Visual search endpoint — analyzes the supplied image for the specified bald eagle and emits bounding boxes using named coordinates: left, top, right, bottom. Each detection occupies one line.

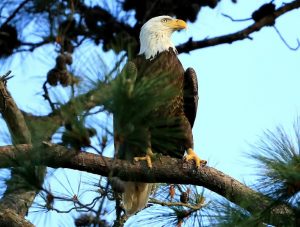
left=114, top=16, right=202, bottom=215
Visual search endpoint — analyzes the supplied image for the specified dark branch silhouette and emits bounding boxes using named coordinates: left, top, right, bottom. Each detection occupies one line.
left=273, top=25, right=300, bottom=51
left=176, top=1, right=300, bottom=53
left=1, top=0, right=30, bottom=27
left=221, top=13, right=251, bottom=22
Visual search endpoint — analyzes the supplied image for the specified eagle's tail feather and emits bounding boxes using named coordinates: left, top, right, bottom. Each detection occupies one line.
left=122, top=182, right=152, bottom=216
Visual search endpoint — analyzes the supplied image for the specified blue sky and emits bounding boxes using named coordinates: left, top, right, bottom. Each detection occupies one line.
left=1, top=0, right=300, bottom=226
left=175, top=0, right=300, bottom=184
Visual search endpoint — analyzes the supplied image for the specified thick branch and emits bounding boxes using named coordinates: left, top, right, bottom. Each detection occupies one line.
left=0, top=143, right=288, bottom=216
left=0, top=73, right=31, bottom=143
left=176, top=0, right=300, bottom=53
left=0, top=73, right=34, bottom=225
left=0, top=209, right=33, bottom=227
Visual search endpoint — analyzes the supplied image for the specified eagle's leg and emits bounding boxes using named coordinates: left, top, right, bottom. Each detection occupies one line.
left=133, top=132, right=153, bottom=168
left=184, top=148, right=203, bottom=168
left=134, top=147, right=154, bottom=168
left=181, top=117, right=206, bottom=168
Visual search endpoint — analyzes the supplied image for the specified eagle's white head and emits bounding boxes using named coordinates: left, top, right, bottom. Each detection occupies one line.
left=139, top=16, right=187, bottom=60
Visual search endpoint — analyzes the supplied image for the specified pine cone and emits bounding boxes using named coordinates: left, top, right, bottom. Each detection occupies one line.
left=47, top=68, right=60, bottom=86
left=180, top=192, right=189, bottom=203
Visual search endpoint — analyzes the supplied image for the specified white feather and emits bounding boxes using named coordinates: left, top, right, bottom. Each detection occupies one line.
left=122, top=182, right=153, bottom=216
left=139, top=16, right=177, bottom=60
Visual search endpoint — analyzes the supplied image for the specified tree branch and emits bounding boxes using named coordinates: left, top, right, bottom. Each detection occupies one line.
left=1, top=0, right=30, bottom=27
left=149, top=198, right=207, bottom=210
left=0, top=209, right=33, bottom=227
left=18, top=38, right=52, bottom=52
left=0, top=72, right=34, bottom=225
left=0, top=143, right=291, bottom=217
left=0, top=72, right=31, bottom=143
left=176, top=0, right=300, bottom=53
left=273, top=25, right=300, bottom=51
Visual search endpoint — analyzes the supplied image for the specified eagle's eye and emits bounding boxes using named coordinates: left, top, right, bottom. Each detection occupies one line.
left=161, top=18, right=171, bottom=23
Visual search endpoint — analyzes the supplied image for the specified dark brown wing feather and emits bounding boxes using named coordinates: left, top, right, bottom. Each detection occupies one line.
left=183, top=67, right=198, bottom=128
left=115, top=48, right=194, bottom=160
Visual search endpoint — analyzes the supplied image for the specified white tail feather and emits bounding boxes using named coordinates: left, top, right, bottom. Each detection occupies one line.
left=122, top=182, right=152, bottom=215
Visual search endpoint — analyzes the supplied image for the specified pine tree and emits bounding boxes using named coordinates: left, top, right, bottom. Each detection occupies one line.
left=0, top=1, right=300, bottom=226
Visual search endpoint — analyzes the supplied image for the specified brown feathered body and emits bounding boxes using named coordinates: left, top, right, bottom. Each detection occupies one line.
left=114, top=48, right=197, bottom=215
left=132, top=48, right=194, bottom=157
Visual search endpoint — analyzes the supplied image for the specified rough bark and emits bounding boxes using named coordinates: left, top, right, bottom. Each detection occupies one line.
left=0, top=143, right=290, bottom=216
left=0, top=76, right=34, bottom=224
left=0, top=209, right=34, bottom=227
left=0, top=75, right=31, bottom=143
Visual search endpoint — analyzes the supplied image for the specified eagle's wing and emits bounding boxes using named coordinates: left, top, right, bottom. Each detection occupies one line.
left=113, top=61, right=137, bottom=160
left=113, top=60, right=152, bottom=216
left=183, top=67, right=198, bottom=128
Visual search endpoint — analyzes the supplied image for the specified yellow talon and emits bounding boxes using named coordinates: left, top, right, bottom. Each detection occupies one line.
left=184, top=148, right=205, bottom=168
left=134, top=148, right=153, bottom=168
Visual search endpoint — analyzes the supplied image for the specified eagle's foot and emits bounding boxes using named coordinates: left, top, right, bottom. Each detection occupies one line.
left=134, top=148, right=153, bottom=168
left=184, top=148, right=206, bottom=168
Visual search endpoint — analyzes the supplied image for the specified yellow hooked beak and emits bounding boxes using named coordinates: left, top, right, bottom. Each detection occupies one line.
left=166, top=19, right=187, bottom=30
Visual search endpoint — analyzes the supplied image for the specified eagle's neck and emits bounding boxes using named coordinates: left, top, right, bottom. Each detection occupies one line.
left=139, top=30, right=176, bottom=60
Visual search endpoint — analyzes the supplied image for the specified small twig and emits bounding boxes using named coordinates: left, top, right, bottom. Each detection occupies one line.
left=273, top=25, right=300, bottom=51
left=41, top=188, right=100, bottom=213
left=2, top=0, right=30, bottom=27
left=105, top=52, right=127, bottom=81
left=0, top=70, right=14, bottom=83
left=149, top=198, right=207, bottom=210
left=222, top=13, right=251, bottom=22
left=74, top=36, right=88, bottom=48
left=84, top=107, right=105, bottom=117
left=113, top=193, right=127, bottom=227
left=93, top=182, right=109, bottom=227
left=0, top=70, right=13, bottom=112
left=19, top=39, right=52, bottom=52
left=89, top=145, right=103, bottom=155
left=42, top=81, right=56, bottom=111
left=176, top=184, right=184, bottom=194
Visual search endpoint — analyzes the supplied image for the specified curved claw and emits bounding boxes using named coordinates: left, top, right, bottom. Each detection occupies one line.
left=134, top=148, right=153, bottom=168
left=184, top=148, right=206, bottom=168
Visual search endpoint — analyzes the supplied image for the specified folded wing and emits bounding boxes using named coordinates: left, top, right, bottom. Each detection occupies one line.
left=183, top=67, right=198, bottom=128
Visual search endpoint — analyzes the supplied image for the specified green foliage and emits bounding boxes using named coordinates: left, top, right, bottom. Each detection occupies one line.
left=62, top=115, right=96, bottom=150
left=131, top=184, right=208, bottom=226
left=211, top=199, right=295, bottom=227
left=5, top=166, right=46, bottom=192
left=210, top=202, right=259, bottom=227
left=252, top=122, right=300, bottom=202
left=211, top=120, right=300, bottom=227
